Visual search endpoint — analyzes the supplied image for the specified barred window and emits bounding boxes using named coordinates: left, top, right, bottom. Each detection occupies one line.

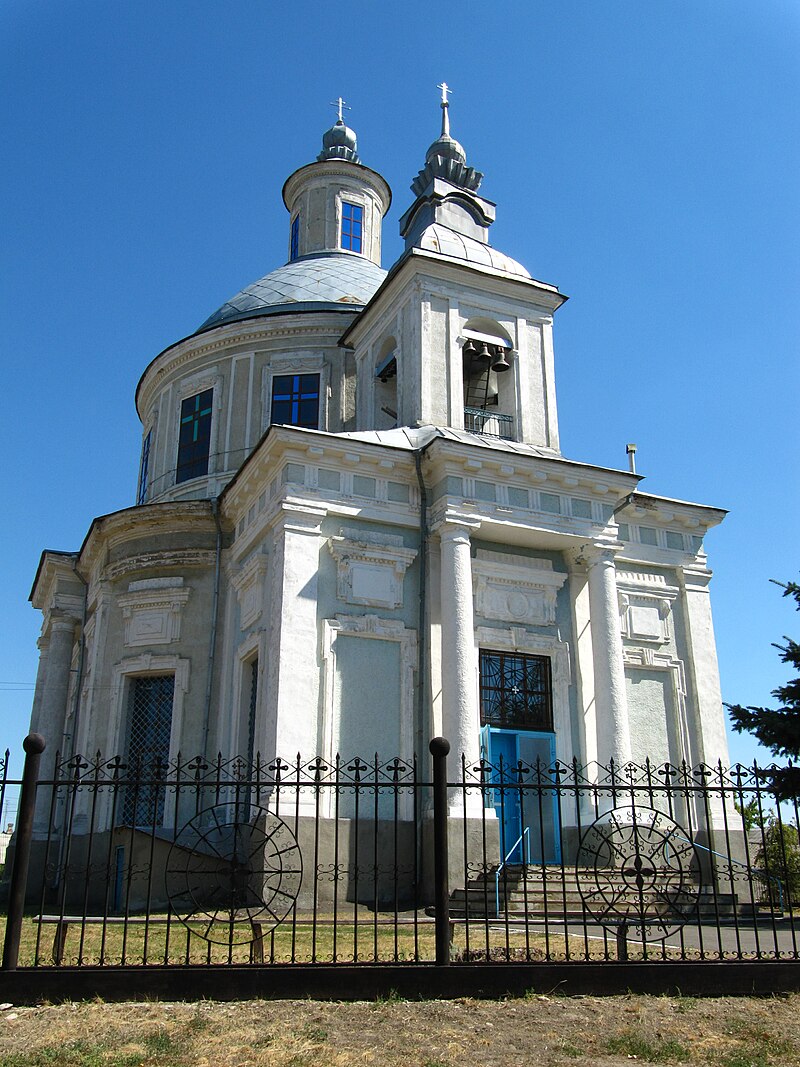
left=479, top=649, right=553, bottom=732
left=245, top=657, right=258, bottom=766
left=123, top=674, right=174, bottom=826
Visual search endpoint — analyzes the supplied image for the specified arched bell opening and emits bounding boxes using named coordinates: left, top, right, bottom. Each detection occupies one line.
left=374, top=339, right=398, bottom=430
left=461, top=322, right=514, bottom=440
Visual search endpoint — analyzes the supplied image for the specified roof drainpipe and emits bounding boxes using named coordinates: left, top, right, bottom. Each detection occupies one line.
left=413, top=447, right=430, bottom=889
left=413, top=450, right=429, bottom=761
left=202, top=497, right=223, bottom=760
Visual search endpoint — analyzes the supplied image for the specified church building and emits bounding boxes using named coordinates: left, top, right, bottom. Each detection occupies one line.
left=28, top=92, right=730, bottom=863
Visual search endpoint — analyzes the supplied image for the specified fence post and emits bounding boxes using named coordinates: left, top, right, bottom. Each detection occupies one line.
left=429, top=736, right=450, bottom=966
left=2, top=733, right=46, bottom=971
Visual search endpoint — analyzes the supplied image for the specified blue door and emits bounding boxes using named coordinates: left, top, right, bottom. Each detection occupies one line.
left=484, top=728, right=560, bottom=864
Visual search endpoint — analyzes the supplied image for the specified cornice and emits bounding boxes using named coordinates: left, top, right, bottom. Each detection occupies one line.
left=103, top=549, right=217, bottom=583
left=617, top=492, right=726, bottom=532
left=423, top=438, right=639, bottom=497
left=341, top=248, right=566, bottom=349
left=135, top=312, right=359, bottom=417
left=77, top=500, right=218, bottom=580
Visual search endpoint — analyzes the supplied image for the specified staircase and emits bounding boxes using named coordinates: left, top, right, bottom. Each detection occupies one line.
left=448, top=865, right=740, bottom=923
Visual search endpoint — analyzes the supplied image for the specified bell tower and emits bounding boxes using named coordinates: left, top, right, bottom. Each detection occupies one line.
left=343, top=86, right=566, bottom=450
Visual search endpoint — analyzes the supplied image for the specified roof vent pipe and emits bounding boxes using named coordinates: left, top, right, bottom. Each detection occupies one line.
left=626, top=443, right=637, bottom=474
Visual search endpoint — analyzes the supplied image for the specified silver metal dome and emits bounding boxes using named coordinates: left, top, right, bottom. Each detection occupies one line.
left=196, top=252, right=387, bottom=332
left=317, top=118, right=360, bottom=163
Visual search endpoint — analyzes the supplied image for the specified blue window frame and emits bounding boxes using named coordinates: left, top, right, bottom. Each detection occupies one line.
left=290, top=215, right=300, bottom=261
left=176, top=389, right=213, bottom=483
left=271, top=373, right=320, bottom=429
left=137, top=429, right=151, bottom=505
left=340, top=201, right=363, bottom=252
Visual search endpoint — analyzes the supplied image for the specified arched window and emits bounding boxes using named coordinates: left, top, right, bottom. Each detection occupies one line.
left=461, top=319, right=514, bottom=440
left=374, top=339, right=398, bottom=430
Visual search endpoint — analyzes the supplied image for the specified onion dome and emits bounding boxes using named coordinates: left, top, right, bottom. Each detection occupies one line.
left=412, top=84, right=482, bottom=195
left=317, top=118, right=360, bottom=163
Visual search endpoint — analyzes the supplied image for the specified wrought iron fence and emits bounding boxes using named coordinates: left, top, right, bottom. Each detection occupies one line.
left=1, top=736, right=798, bottom=970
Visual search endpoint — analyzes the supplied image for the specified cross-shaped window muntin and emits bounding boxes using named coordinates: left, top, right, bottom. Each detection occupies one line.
left=479, top=649, right=553, bottom=732
left=176, top=389, right=213, bottom=483
left=271, top=373, right=320, bottom=429
left=341, top=201, right=363, bottom=252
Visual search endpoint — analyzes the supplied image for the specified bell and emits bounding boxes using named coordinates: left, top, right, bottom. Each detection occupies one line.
left=462, top=339, right=477, bottom=357
left=491, top=348, right=511, bottom=372
left=477, top=342, right=492, bottom=363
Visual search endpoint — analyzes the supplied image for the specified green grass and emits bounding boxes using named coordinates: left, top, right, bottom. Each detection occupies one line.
left=605, top=1030, right=689, bottom=1063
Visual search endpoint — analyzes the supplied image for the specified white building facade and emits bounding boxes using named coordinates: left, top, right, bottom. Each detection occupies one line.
left=28, top=99, right=729, bottom=864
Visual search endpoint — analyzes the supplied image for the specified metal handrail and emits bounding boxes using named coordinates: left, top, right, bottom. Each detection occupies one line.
left=672, top=833, right=785, bottom=911
left=495, top=827, right=530, bottom=916
left=463, top=407, right=514, bottom=440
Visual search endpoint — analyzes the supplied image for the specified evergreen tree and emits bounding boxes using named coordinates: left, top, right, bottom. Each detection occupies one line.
left=726, top=580, right=800, bottom=800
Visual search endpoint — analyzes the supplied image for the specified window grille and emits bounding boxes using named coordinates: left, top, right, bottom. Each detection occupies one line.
left=176, top=389, right=213, bottom=484
left=341, top=202, right=363, bottom=252
left=479, top=650, right=553, bottom=731
left=122, top=674, right=174, bottom=826
left=271, top=373, right=320, bottom=429
left=246, top=657, right=258, bottom=766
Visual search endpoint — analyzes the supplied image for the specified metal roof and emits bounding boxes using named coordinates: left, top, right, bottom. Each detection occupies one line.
left=414, top=224, right=531, bottom=279
left=197, top=252, right=387, bottom=332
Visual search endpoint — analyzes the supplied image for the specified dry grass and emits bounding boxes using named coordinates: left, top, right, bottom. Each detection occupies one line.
left=0, top=993, right=798, bottom=1066
left=1, top=915, right=689, bottom=967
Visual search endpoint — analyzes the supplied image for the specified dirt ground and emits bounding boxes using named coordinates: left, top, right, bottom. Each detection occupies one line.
left=0, top=993, right=798, bottom=1067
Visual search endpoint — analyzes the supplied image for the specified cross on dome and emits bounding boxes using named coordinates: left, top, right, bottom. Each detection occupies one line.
left=330, top=96, right=350, bottom=123
left=436, top=81, right=453, bottom=137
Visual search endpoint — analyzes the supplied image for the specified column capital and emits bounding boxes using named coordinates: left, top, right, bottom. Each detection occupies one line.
left=46, top=611, right=80, bottom=638
left=275, top=501, right=326, bottom=536
left=577, top=541, right=623, bottom=568
left=677, top=565, right=713, bottom=593
left=431, top=510, right=481, bottom=544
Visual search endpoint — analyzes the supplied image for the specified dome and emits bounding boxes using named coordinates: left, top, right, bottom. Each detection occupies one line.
left=425, top=133, right=466, bottom=166
left=317, top=118, right=360, bottom=163
left=196, top=252, right=387, bottom=332
left=415, top=223, right=531, bottom=279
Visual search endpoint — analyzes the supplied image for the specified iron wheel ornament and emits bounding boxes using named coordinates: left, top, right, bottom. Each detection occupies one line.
left=165, top=803, right=302, bottom=944
left=576, top=805, right=699, bottom=941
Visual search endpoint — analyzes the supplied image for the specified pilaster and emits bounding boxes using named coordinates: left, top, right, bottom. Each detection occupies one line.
left=677, top=565, right=729, bottom=769
left=264, top=503, right=326, bottom=764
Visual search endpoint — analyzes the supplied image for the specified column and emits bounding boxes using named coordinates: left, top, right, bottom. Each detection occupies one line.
left=437, top=520, right=481, bottom=779
left=28, top=636, right=50, bottom=738
left=33, top=612, right=78, bottom=833
left=566, top=555, right=597, bottom=767
left=585, top=545, right=631, bottom=769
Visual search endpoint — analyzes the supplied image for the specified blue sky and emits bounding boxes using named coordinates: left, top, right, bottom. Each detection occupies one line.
left=2, top=0, right=798, bottom=776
